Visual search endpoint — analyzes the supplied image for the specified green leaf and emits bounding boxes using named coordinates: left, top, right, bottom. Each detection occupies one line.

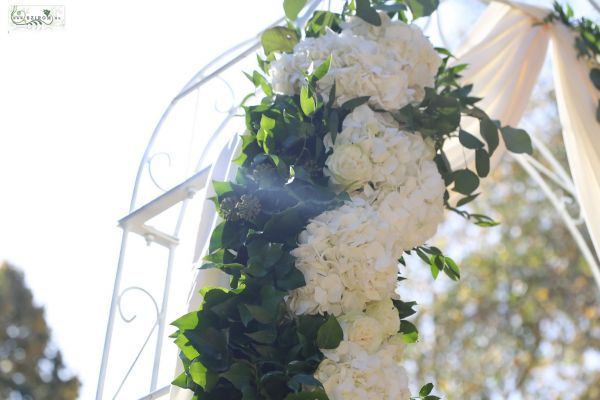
left=283, top=0, right=308, bottom=21
left=355, top=0, right=381, bottom=26
left=221, top=362, right=254, bottom=390
left=400, top=320, right=419, bottom=343
left=452, top=169, right=479, bottom=195
left=443, top=256, right=461, bottom=280
left=420, top=383, right=434, bottom=396
left=328, top=110, right=340, bottom=143
left=500, top=126, right=533, bottom=154
left=171, top=311, right=198, bottom=330
left=171, top=372, right=188, bottom=389
left=312, top=56, right=332, bottom=81
left=405, top=0, right=440, bottom=19
left=189, top=361, right=208, bottom=388
left=287, top=374, right=323, bottom=392
left=480, top=118, right=499, bottom=154
left=261, top=27, right=299, bottom=55
left=597, top=100, right=600, bottom=123
left=284, top=390, right=329, bottom=400
left=456, top=192, right=480, bottom=207
left=300, top=86, right=316, bottom=116
left=430, top=261, right=440, bottom=280
left=590, top=68, right=600, bottom=90
left=316, top=315, right=343, bottom=349
left=475, top=148, right=490, bottom=177
left=459, top=129, right=484, bottom=149
left=340, top=96, right=370, bottom=110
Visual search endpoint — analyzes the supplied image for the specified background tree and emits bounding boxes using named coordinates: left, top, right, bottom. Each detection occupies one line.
left=404, top=85, right=600, bottom=399
left=0, top=262, right=80, bottom=400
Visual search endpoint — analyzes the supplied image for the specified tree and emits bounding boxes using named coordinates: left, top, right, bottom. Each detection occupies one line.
left=0, top=262, right=80, bottom=400
left=405, top=89, right=600, bottom=399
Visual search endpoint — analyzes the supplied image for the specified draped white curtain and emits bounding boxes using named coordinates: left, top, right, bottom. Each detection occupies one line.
left=170, top=1, right=600, bottom=397
left=445, top=0, right=600, bottom=287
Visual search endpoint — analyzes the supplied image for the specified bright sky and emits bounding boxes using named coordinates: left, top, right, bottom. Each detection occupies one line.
left=1, top=0, right=598, bottom=399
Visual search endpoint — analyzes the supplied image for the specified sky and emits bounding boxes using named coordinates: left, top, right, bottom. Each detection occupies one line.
left=1, top=0, right=598, bottom=399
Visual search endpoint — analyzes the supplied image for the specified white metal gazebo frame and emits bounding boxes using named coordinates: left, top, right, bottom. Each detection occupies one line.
left=94, top=1, right=600, bottom=399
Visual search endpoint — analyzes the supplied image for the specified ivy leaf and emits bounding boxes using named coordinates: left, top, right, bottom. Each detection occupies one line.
left=171, top=372, right=188, bottom=389
left=405, top=0, right=440, bottom=19
left=300, top=86, right=316, bottom=116
left=480, top=117, right=499, bottom=154
left=189, top=361, right=208, bottom=388
left=590, top=68, right=600, bottom=90
left=287, top=374, right=323, bottom=392
left=459, top=129, right=484, bottom=149
left=171, top=311, right=199, bottom=330
left=261, top=27, right=299, bottom=55
left=400, top=320, right=419, bottom=343
left=452, top=169, right=479, bottom=195
left=501, top=126, right=533, bottom=154
left=221, top=362, right=254, bottom=391
left=283, top=0, right=308, bottom=21
left=355, top=0, right=381, bottom=26
left=316, top=315, right=343, bottom=349
left=475, top=148, right=490, bottom=177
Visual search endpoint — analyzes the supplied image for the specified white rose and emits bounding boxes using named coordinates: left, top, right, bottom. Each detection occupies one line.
left=325, top=143, right=373, bottom=191
left=365, top=299, right=400, bottom=337
left=340, top=314, right=384, bottom=354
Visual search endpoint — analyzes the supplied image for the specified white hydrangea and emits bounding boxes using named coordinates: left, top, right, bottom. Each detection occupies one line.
left=269, top=12, right=441, bottom=111
left=287, top=199, right=400, bottom=316
left=316, top=338, right=411, bottom=400
left=324, top=104, right=437, bottom=194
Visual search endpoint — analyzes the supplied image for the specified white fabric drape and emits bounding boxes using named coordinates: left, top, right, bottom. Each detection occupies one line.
left=447, top=1, right=600, bottom=287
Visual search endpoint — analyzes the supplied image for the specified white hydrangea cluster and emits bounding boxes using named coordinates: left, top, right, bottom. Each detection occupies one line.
left=277, top=11, right=446, bottom=400
left=288, top=106, right=445, bottom=316
left=315, top=300, right=411, bottom=400
left=269, top=12, right=441, bottom=110
left=324, top=104, right=438, bottom=194
left=288, top=199, right=399, bottom=316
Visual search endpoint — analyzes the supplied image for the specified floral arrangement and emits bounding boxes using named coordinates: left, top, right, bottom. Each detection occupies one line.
left=171, top=1, right=533, bottom=399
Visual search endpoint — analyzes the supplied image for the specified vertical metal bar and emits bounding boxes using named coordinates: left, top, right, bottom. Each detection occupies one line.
left=96, top=228, right=130, bottom=400
left=150, top=244, right=177, bottom=391
left=513, top=155, right=600, bottom=292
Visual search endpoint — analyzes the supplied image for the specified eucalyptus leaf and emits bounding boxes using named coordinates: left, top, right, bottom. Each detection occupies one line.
left=452, top=169, right=479, bottom=195
left=500, top=126, right=533, bottom=154
left=475, top=148, right=490, bottom=177
left=459, top=129, right=484, bottom=149
left=480, top=118, right=499, bottom=154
